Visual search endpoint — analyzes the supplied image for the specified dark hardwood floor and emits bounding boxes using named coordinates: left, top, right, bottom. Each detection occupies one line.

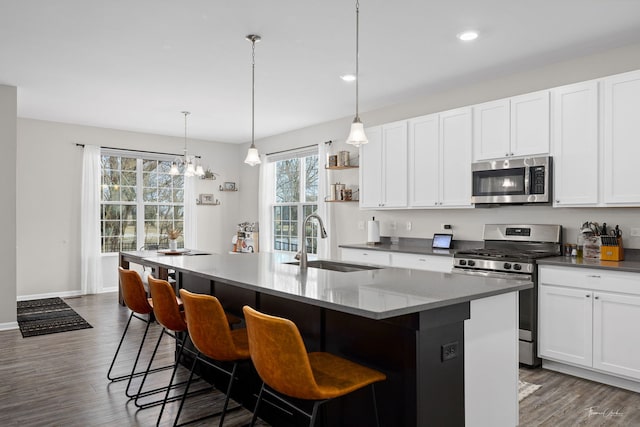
left=1, top=292, right=639, bottom=426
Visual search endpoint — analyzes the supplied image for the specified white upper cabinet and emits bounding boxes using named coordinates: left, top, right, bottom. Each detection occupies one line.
left=440, top=108, right=473, bottom=207
left=408, top=114, right=439, bottom=207
left=359, top=121, right=408, bottom=208
left=473, top=91, right=550, bottom=161
left=473, top=99, right=510, bottom=161
left=603, top=69, right=640, bottom=205
left=552, top=80, right=600, bottom=207
left=510, top=90, right=551, bottom=157
left=408, top=108, right=473, bottom=208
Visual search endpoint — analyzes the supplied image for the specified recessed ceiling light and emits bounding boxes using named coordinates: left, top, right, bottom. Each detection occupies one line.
left=457, top=31, right=479, bottom=41
left=341, top=74, right=356, bottom=82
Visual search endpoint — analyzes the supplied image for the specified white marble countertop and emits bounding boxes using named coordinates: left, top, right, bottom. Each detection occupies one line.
left=126, top=251, right=532, bottom=320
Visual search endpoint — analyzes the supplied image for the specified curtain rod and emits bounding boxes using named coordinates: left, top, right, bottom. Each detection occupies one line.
left=75, top=143, right=200, bottom=159
left=266, top=140, right=332, bottom=157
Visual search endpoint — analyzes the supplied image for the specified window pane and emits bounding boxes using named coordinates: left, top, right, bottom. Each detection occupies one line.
left=100, top=153, right=185, bottom=253
left=305, top=155, right=318, bottom=202
left=121, top=157, right=137, bottom=171
left=275, top=158, right=300, bottom=202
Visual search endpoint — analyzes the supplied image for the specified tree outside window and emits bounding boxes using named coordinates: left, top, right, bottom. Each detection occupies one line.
left=273, top=154, right=319, bottom=253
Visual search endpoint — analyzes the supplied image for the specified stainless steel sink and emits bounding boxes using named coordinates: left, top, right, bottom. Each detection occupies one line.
left=284, top=260, right=381, bottom=272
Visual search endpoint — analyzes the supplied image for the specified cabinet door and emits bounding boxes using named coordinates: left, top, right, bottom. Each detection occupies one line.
left=341, top=248, right=391, bottom=266
left=552, top=81, right=600, bottom=206
left=593, top=292, right=640, bottom=379
left=510, top=90, right=550, bottom=157
left=538, top=284, right=593, bottom=367
left=440, top=107, right=473, bottom=207
left=408, top=114, right=439, bottom=207
left=359, top=126, right=383, bottom=208
left=382, top=121, right=408, bottom=208
left=391, top=253, right=452, bottom=273
left=603, top=70, right=640, bottom=205
left=472, top=99, right=510, bottom=161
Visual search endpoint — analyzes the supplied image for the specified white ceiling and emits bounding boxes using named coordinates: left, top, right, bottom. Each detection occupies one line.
left=2, top=0, right=640, bottom=143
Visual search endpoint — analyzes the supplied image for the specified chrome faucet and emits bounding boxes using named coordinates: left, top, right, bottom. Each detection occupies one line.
left=295, top=213, right=328, bottom=269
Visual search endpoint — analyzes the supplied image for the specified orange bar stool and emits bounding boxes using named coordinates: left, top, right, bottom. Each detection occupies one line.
left=172, top=289, right=250, bottom=426
left=108, top=268, right=173, bottom=398
left=134, top=275, right=202, bottom=412
left=242, top=305, right=387, bottom=427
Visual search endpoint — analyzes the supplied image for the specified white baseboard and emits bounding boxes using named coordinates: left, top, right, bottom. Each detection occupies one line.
left=0, top=321, right=19, bottom=331
left=542, top=359, right=640, bottom=393
left=17, top=290, right=83, bottom=301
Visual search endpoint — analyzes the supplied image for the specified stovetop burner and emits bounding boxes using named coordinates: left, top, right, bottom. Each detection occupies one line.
left=454, top=248, right=557, bottom=261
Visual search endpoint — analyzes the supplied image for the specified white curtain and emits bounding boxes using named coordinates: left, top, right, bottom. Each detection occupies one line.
left=80, top=145, right=102, bottom=294
left=184, top=175, right=197, bottom=249
left=317, top=142, right=332, bottom=259
left=258, top=154, right=274, bottom=252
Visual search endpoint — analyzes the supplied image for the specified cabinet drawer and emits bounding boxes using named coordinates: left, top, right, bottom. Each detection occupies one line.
left=391, top=253, right=452, bottom=273
left=539, top=265, right=640, bottom=296
left=341, top=248, right=391, bottom=266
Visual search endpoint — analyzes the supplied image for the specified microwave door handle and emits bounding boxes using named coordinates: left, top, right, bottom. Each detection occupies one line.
left=524, top=167, right=530, bottom=195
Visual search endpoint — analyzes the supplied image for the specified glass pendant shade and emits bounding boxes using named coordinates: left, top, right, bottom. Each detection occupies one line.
left=195, top=164, right=205, bottom=177
left=346, top=120, right=368, bottom=147
left=185, top=161, right=196, bottom=177
left=244, top=145, right=261, bottom=166
left=170, top=162, right=180, bottom=175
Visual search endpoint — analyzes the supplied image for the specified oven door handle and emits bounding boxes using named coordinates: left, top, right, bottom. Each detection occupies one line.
left=452, top=268, right=533, bottom=281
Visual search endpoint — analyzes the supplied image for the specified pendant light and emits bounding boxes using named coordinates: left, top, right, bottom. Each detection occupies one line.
left=170, top=111, right=205, bottom=177
left=244, top=34, right=262, bottom=166
left=346, top=0, right=368, bottom=147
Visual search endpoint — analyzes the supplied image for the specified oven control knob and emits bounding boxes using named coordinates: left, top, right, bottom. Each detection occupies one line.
left=503, top=263, right=512, bottom=269
left=467, top=260, right=475, bottom=267
left=513, top=264, right=522, bottom=271
left=459, top=260, right=467, bottom=266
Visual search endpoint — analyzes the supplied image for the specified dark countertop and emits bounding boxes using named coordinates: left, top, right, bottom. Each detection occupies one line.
left=340, top=237, right=482, bottom=257
left=121, top=251, right=531, bottom=320
left=538, top=251, right=640, bottom=273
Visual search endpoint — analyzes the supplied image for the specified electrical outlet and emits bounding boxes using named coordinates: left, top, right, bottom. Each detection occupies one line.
left=441, top=341, right=459, bottom=361
left=358, top=221, right=365, bottom=230
left=442, top=224, right=452, bottom=231
left=631, top=228, right=640, bottom=237
left=406, top=221, right=412, bottom=231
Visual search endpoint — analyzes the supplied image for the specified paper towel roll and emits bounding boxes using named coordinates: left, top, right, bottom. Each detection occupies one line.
left=367, top=220, right=380, bottom=244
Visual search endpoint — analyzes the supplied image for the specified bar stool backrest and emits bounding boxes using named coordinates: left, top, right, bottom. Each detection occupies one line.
left=178, top=289, right=244, bottom=361
left=148, top=276, right=186, bottom=332
left=118, top=267, right=153, bottom=315
left=242, top=305, right=320, bottom=400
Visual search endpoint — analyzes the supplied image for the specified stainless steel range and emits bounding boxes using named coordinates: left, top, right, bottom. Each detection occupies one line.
left=452, top=224, right=562, bottom=367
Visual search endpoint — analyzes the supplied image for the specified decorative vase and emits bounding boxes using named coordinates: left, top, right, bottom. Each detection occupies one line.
left=169, top=239, right=178, bottom=251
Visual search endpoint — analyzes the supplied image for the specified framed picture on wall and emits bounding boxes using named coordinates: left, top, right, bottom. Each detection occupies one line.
left=199, top=193, right=215, bottom=205
left=223, top=182, right=236, bottom=191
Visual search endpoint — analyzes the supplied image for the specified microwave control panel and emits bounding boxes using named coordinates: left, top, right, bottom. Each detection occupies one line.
left=530, top=166, right=546, bottom=194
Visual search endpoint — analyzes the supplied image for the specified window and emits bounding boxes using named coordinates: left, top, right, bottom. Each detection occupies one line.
left=100, top=152, right=184, bottom=253
left=272, top=152, right=319, bottom=254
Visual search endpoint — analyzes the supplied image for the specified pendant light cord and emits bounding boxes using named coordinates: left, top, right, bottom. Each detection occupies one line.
left=355, top=0, right=360, bottom=121
left=251, top=38, right=256, bottom=148
left=182, top=111, right=190, bottom=158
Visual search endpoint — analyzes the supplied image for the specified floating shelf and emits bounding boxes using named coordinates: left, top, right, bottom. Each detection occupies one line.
left=326, top=199, right=359, bottom=203
left=196, top=199, right=221, bottom=206
left=219, top=185, right=239, bottom=192
left=325, top=165, right=359, bottom=170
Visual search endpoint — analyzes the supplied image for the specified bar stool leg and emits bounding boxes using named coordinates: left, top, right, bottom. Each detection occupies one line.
left=107, top=312, right=135, bottom=381
left=172, top=350, right=200, bottom=426
left=249, top=382, right=266, bottom=427
left=124, top=318, right=152, bottom=398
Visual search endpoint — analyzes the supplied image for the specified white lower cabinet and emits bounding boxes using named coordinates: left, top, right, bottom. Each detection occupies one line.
left=539, top=265, right=640, bottom=381
left=340, top=248, right=392, bottom=266
left=390, top=252, right=452, bottom=273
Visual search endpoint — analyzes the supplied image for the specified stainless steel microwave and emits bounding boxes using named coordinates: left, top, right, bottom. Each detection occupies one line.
left=471, top=156, right=551, bottom=204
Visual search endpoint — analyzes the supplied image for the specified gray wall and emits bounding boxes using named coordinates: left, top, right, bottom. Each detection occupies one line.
left=0, top=85, right=17, bottom=328
left=240, top=42, right=640, bottom=257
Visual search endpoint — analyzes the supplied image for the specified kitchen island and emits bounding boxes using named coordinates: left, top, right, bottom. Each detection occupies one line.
left=120, top=251, right=530, bottom=426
